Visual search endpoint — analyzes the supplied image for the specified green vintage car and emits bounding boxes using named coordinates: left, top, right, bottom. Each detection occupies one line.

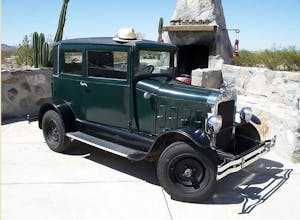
left=39, top=37, right=275, bottom=202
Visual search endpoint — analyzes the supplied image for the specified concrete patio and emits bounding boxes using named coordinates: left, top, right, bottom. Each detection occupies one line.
left=1, top=121, right=300, bottom=220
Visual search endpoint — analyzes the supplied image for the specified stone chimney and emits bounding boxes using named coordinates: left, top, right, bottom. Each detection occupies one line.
left=164, top=0, right=233, bottom=74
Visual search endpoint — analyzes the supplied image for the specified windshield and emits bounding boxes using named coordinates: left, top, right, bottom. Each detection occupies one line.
left=136, top=50, right=175, bottom=77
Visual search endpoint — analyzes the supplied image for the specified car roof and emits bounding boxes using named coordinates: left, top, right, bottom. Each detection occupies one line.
left=55, top=37, right=176, bottom=50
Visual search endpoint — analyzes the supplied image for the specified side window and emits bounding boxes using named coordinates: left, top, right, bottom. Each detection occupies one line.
left=62, top=51, right=82, bottom=75
left=87, top=51, right=128, bottom=79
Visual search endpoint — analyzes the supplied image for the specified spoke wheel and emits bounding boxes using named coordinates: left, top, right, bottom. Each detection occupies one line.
left=157, top=142, right=217, bottom=202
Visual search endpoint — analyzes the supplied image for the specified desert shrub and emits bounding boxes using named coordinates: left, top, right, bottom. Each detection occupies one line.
left=1, top=50, right=15, bottom=63
left=278, top=47, right=300, bottom=71
left=259, top=49, right=281, bottom=70
left=235, top=47, right=300, bottom=71
left=15, top=35, right=34, bottom=66
left=234, top=50, right=260, bottom=67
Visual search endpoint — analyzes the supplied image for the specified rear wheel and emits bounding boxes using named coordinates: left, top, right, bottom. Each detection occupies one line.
left=42, top=110, right=70, bottom=152
left=157, top=142, right=216, bottom=202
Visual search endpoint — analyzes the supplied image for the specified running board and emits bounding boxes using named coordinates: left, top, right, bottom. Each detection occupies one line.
left=66, top=132, right=147, bottom=161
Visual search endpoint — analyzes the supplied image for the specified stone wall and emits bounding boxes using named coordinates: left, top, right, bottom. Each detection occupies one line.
left=1, top=68, right=52, bottom=121
left=192, top=65, right=300, bottom=162
left=222, top=65, right=300, bottom=162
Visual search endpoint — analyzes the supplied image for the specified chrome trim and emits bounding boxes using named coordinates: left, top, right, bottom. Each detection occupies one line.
left=207, top=89, right=237, bottom=116
left=216, top=136, right=276, bottom=180
left=207, top=93, right=219, bottom=105
left=206, top=89, right=237, bottom=142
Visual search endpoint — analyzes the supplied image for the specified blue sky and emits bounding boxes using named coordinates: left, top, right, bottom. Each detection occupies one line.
left=2, top=0, right=300, bottom=50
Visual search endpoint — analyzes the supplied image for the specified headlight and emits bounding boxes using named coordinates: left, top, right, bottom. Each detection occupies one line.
left=207, top=115, right=222, bottom=134
left=240, top=107, right=253, bottom=123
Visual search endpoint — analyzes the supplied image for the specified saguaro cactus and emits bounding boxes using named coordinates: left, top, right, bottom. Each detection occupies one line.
left=32, top=32, right=39, bottom=68
left=54, top=0, right=70, bottom=42
left=38, top=33, right=45, bottom=66
left=157, top=17, right=164, bottom=42
left=42, top=42, right=49, bottom=67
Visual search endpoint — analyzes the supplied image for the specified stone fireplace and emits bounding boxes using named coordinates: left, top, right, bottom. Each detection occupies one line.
left=164, top=0, right=233, bottom=74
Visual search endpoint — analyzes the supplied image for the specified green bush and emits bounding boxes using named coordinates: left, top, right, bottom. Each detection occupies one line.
left=234, top=50, right=260, bottom=67
left=235, top=47, right=300, bottom=71
left=15, top=35, right=34, bottom=66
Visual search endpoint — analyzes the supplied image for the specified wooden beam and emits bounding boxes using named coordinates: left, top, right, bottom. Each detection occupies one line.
left=163, top=25, right=217, bottom=32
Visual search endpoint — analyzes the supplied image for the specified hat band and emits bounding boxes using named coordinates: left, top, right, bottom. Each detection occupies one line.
left=119, top=36, right=137, bottom=40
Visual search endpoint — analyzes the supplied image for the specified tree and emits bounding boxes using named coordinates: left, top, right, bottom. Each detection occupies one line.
left=15, top=35, right=33, bottom=66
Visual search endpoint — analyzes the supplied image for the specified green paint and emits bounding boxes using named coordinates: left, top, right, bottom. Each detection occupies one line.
left=52, top=38, right=220, bottom=135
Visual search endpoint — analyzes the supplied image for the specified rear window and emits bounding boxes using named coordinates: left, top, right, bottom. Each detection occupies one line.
left=62, top=51, right=82, bottom=75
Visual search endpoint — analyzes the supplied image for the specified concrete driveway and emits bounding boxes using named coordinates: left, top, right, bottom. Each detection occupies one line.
left=1, top=121, right=300, bottom=220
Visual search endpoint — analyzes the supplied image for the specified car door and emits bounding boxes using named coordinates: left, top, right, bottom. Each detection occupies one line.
left=82, top=47, right=131, bottom=128
left=52, top=46, right=85, bottom=119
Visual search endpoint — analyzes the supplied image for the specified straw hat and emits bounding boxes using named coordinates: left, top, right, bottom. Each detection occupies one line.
left=113, top=27, right=139, bottom=43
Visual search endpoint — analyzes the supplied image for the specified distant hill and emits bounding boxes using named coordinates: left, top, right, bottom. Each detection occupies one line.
left=1, top=44, right=17, bottom=51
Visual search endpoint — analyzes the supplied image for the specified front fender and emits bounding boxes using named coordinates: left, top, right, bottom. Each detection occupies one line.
left=146, top=127, right=217, bottom=161
left=38, top=99, right=76, bottom=132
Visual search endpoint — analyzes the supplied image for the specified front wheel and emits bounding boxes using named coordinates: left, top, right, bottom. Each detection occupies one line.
left=157, top=142, right=217, bottom=203
left=42, top=110, right=71, bottom=153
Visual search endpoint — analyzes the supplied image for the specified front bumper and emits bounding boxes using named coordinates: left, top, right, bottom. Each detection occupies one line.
left=216, top=136, right=276, bottom=180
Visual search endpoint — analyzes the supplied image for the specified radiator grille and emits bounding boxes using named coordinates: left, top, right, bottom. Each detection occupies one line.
left=216, top=100, right=235, bottom=149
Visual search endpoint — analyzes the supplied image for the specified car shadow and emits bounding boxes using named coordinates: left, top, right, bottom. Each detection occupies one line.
left=65, top=141, right=292, bottom=213
left=65, top=141, right=159, bottom=185
left=204, top=159, right=292, bottom=214
left=1, top=116, right=27, bottom=125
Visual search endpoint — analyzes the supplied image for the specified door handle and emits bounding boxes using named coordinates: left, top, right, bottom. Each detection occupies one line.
left=144, top=92, right=152, bottom=99
left=80, top=81, right=88, bottom=87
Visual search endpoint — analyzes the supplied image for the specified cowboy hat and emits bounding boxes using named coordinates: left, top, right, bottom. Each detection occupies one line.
left=113, top=27, right=140, bottom=43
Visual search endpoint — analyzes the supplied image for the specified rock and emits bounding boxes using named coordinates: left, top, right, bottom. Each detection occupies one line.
left=1, top=68, right=52, bottom=120
left=222, top=64, right=300, bottom=163
left=7, top=88, right=18, bottom=101
left=237, top=95, right=300, bottom=163
left=222, top=65, right=300, bottom=110
left=192, top=68, right=223, bottom=88
left=172, top=0, right=216, bottom=23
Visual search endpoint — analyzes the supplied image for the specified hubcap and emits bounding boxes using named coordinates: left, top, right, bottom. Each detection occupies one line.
left=171, top=158, right=205, bottom=189
left=183, top=168, right=193, bottom=178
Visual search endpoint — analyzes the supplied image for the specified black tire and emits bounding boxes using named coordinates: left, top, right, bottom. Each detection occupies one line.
left=42, top=110, right=70, bottom=153
left=157, top=141, right=217, bottom=203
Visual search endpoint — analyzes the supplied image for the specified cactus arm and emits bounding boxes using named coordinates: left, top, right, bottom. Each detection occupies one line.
left=158, top=17, right=164, bottom=42
left=32, top=32, right=39, bottom=68
left=38, top=33, right=45, bottom=66
left=42, top=42, right=49, bottom=67
left=54, top=0, right=70, bottom=42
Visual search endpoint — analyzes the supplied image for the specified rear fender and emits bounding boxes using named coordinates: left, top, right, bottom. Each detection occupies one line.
left=38, top=100, right=76, bottom=132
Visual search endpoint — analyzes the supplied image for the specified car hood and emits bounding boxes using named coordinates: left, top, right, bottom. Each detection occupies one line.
left=136, top=79, right=235, bottom=105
